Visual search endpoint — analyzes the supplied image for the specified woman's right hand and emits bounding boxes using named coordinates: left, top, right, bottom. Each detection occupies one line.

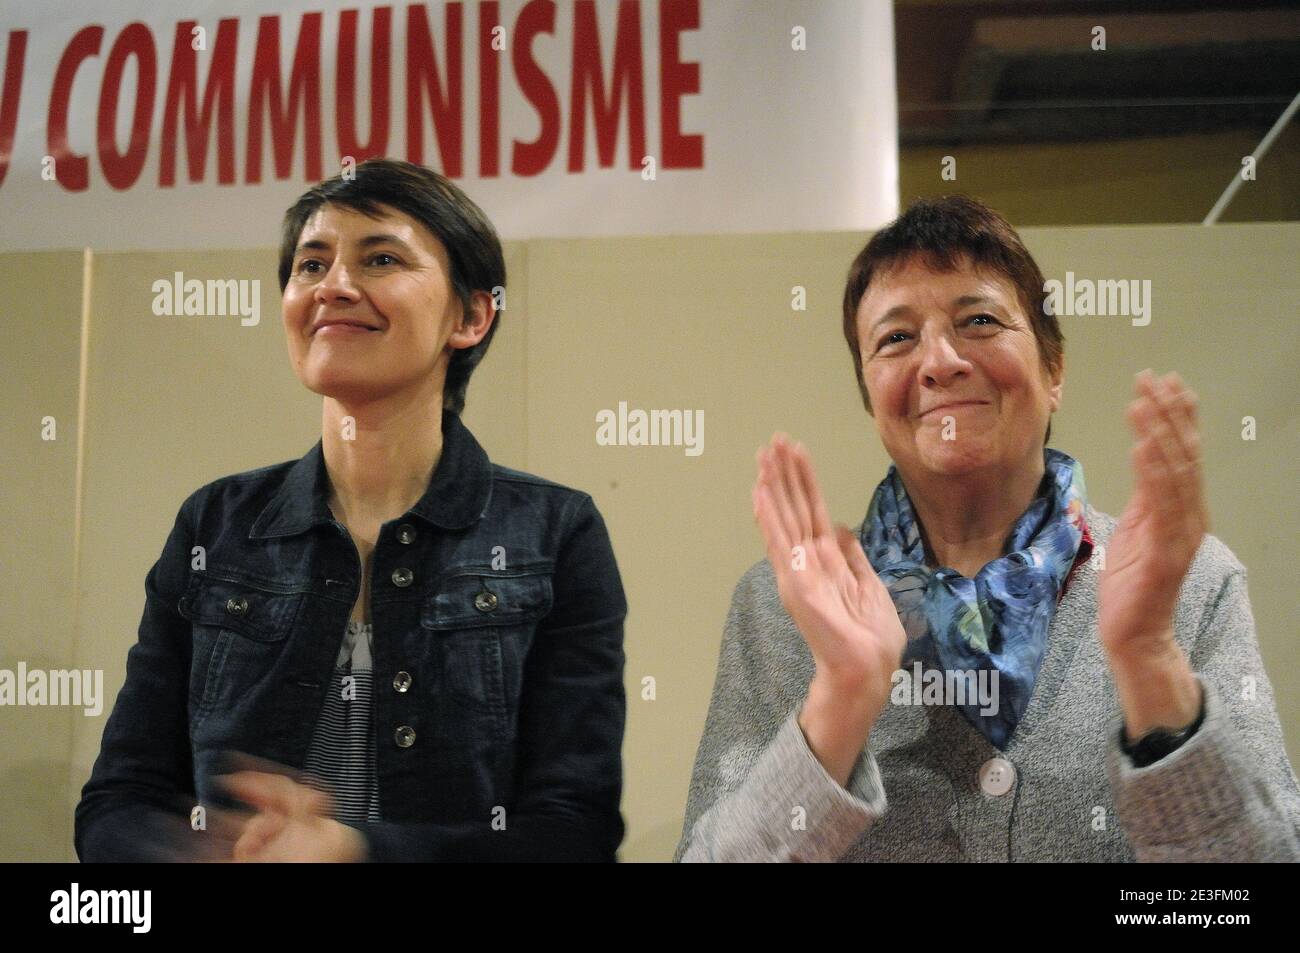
left=753, top=434, right=905, bottom=781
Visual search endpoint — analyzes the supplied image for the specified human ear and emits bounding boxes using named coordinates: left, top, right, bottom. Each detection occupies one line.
left=1046, top=355, right=1064, bottom=412
left=445, top=289, right=496, bottom=351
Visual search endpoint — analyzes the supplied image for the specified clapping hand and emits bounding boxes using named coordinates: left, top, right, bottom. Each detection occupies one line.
left=753, top=433, right=905, bottom=719
left=1099, top=371, right=1209, bottom=662
left=1099, top=370, right=1206, bottom=738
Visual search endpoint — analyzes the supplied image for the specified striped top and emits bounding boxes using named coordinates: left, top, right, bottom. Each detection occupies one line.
left=301, top=619, right=383, bottom=823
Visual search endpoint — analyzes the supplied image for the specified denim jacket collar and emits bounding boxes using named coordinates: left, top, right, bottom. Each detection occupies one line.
left=249, top=409, right=493, bottom=540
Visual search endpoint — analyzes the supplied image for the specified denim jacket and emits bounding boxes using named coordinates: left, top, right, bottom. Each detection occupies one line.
left=75, top=410, right=628, bottom=862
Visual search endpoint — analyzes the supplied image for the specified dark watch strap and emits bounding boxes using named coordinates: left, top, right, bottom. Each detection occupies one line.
left=1120, top=684, right=1207, bottom=769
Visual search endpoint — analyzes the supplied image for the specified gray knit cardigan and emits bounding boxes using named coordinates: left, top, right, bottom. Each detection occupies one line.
left=674, top=506, right=1300, bottom=862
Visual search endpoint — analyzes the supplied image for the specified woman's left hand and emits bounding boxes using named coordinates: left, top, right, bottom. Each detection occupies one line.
left=1098, top=370, right=1209, bottom=660
left=1098, top=370, right=1208, bottom=737
left=218, top=770, right=369, bottom=862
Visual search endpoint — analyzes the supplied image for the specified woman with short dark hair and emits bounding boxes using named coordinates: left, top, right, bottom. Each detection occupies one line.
left=675, top=196, right=1300, bottom=862
left=77, top=159, right=628, bottom=862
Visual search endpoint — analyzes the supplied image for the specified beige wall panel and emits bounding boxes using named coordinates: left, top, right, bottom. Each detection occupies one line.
left=0, top=252, right=86, bottom=861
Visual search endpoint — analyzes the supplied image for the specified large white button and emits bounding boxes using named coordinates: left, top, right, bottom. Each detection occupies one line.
left=979, top=757, right=1015, bottom=796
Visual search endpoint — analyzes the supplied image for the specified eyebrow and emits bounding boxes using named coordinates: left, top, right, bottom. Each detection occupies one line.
left=868, top=295, right=1004, bottom=334
left=294, top=233, right=414, bottom=256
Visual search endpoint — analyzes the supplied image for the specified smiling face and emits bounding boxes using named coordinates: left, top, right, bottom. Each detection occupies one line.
left=856, top=253, right=1063, bottom=481
left=281, top=202, right=491, bottom=407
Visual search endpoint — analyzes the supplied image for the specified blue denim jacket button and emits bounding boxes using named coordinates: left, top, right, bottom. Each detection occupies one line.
left=396, top=523, right=417, bottom=544
left=392, top=671, right=412, bottom=693
left=391, top=567, right=414, bottom=587
left=474, top=590, right=498, bottom=612
left=394, top=725, right=416, bottom=748
left=225, top=597, right=249, bottom=616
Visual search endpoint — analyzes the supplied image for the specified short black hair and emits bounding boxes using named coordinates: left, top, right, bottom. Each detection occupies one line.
left=279, top=158, right=506, bottom=416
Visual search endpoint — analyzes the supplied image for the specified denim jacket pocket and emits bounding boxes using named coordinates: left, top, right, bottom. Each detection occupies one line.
left=178, top=572, right=305, bottom=730
left=420, top=569, right=553, bottom=716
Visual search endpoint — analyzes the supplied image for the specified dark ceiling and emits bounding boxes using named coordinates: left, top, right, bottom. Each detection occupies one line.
left=894, top=0, right=1300, bottom=146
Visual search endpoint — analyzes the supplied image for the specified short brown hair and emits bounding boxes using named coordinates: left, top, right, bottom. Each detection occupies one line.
left=279, top=159, right=505, bottom=416
left=841, top=195, right=1063, bottom=441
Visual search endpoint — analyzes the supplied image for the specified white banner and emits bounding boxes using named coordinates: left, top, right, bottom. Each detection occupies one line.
left=0, top=0, right=898, bottom=249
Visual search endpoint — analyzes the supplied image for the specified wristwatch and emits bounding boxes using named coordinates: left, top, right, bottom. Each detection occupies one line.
left=1120, top=684, right=1207, bottom=768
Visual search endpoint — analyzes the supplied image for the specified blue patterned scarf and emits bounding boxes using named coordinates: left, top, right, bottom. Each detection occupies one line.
left=859, top=448, right=1089, bottom=749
